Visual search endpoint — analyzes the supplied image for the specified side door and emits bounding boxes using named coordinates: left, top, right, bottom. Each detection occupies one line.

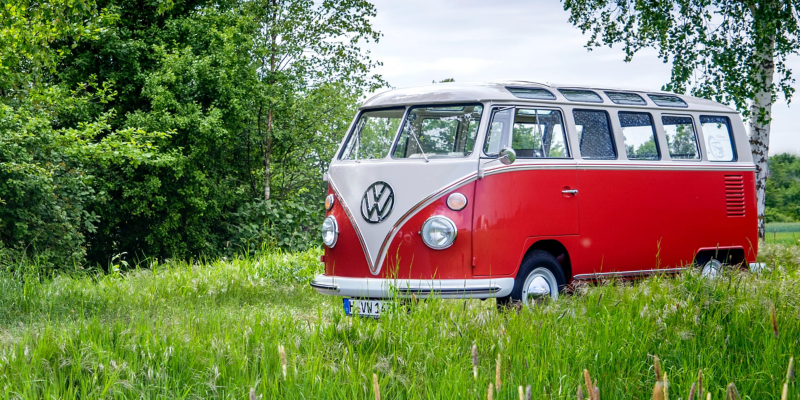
left=472, top=106, right=580, bottom=277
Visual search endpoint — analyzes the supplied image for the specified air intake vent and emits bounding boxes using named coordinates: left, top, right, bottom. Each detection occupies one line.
left=724, top=175, right=745, bottom=217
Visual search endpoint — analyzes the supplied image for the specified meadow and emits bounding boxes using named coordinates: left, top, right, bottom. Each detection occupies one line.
left=0, top=244, right=798, bottom=399
left=765, top=223, right=800, bottom=247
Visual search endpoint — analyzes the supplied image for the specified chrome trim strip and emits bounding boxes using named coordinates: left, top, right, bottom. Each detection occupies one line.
left=573, top=267, right=687, bottom=280
left=397, top=286, right=501, bottom=295
left=309, top=274, right=514, bottom=299
left=483, top=162, right=756, bottom=176
left=309, top=281, right=340, bottom=293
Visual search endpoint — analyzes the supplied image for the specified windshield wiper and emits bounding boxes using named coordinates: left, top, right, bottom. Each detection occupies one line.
left=408, top=128, right=429, bottom=162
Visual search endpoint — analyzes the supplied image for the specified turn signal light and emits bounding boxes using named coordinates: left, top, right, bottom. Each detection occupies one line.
left=446, top=192, right=467, bottom=211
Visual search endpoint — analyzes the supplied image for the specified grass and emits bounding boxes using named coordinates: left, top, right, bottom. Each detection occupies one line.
left=765, top=223, right=800, bottom=246
left=0, top=244, right=798, bottom=399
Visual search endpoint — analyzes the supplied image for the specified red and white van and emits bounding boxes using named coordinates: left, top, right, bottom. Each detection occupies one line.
left=311, top=81, right=758, bottom=312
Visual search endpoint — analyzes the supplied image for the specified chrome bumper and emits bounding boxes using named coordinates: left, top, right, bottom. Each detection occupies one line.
left=309, top=274, right=514, bottom=299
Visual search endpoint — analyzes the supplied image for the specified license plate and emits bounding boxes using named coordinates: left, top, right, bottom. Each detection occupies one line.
left=343, top=298, right=392, bottom=318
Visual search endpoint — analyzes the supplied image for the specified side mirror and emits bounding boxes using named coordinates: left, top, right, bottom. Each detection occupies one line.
left=498, top=147, right=516, bottom=165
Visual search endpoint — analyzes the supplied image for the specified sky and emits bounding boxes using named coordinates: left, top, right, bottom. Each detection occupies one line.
left=363, top=0, right=800, bottom=155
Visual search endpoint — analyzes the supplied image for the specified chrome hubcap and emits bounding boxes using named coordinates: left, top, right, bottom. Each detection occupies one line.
left=701, top=259, right=723, bottom=279
left=521, top=267, right=558, bottom=304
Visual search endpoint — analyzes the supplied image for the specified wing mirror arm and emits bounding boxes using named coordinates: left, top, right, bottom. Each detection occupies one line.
left=478, top=147, right=516, bottom=179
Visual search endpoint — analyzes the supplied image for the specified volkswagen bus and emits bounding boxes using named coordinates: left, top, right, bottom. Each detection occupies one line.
left=310, top=81, right=759, bottom=316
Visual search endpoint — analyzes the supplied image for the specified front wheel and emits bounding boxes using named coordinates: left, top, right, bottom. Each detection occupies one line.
left=497, top=250, right=566, bottom=308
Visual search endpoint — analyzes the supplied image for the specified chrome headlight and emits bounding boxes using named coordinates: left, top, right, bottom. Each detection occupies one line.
left=420, top=216, right=457, bottom=250
left=321, top=216, right=338, bottom=248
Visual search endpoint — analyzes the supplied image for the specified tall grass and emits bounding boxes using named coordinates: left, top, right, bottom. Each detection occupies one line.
left=0, top=244, right=797, bottom=398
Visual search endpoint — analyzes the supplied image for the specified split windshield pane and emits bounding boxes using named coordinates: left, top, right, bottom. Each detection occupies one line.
left=340, top=108, right=404, bottom=160
left=393, top=104, right=484, bottom=159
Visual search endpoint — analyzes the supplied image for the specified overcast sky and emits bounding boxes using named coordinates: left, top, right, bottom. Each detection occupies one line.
left=364, top=0, right=799, bottom=155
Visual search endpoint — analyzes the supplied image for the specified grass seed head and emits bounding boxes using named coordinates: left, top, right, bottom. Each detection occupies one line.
left=488, top=383, right=494, bottom=400
left=577, top=386, right=584, bottom=400
left=726, top=382, right=739, bottom=400
left=689, top=382, right=696, bottom=400
left=472, top=343, right=479, bottom=379
left=771, top=302, right=779, bottom=339
left=525, top=385, right=531, bottom=400
left=495, top=353, right=502, bottom=390
left=594, top=379, right=600, bottom=400
left=652, top=382, right=665, bottom=400
left=697, top=370, right=703, bottom=399
left=787, top=357, right=795, bottom=382
left=654, top=355, right=662, bottom=382
left=279, top=344, right=287, bottom=379
left=782, top=382, right=789, bottom=400
left=249, top=388, right=256, bottom=400
left=373, top=373, right=380, bottom=400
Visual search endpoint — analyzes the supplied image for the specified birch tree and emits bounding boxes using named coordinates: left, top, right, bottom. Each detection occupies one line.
left=563, top=0, right=800, bottom=237
left=245, top=0, right=383, bottom=200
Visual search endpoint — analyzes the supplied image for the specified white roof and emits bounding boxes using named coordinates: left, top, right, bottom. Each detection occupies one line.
left=361, top=81, right=736, bottom=113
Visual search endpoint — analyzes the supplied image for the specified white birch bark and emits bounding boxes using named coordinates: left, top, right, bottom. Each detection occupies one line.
left=748, top=35, right=775, bottom=239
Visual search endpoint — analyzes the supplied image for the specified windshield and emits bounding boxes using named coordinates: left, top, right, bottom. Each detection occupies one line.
left=340, top=108, right=404, bottom=160
left=393, top=104, right=483, bottom=159
left=339, top=104, right=485, bottom=161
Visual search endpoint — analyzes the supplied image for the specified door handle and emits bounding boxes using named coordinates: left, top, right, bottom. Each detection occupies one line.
left=561, top=189, right=578, bottom=195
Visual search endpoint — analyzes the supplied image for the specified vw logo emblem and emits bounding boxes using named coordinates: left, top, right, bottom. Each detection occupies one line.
left=361, top=181, right=394, bottom=223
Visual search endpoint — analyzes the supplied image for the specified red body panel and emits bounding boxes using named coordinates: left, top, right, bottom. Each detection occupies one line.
left=324, top=167, right=758, bottom=282
left=571, top=167, right=758, bottom=275
left=472, top=167, right=580, bottom=276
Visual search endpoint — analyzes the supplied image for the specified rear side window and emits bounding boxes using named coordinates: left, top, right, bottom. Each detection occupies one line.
left=661, top=115, right=700, bottom=160
left=573, top=109, right=616, bottom=159
left=619, top=112, right=659, bottom=160
left=700, top=115, right=736, bottom=161
left=393, top=104, right=484, bottom=159
left=511, top=109, right=569, bottom=158
left=340, top=108, right=404, bottom=160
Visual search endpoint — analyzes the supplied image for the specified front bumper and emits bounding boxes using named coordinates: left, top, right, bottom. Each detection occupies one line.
left=309, top=274, right=514, bottom=299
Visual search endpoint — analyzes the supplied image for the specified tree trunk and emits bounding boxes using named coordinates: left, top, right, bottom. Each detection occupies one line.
left=264, top=109, right=273, bottom=200
left=263, top=0, right=278, bottom=201
left=749, top=36, right=775, bottom=239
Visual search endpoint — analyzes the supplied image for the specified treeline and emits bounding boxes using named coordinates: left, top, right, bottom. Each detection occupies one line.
left=766, top=153, right=800, bottom=222
left=0, top=0, right=383, bottom=271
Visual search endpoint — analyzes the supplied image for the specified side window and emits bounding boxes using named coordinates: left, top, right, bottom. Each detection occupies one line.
left=700, top=115, right=736, bottom=162
left=511, top=109, right=569, bottom=158
left=619, top=112, right=659, bottom=160
left=483, top=108, right=514, bottom=156
left=573, top=109, right=616, bottom=159
left=340, top=108, right=404, bottom=160
left=661, top=115, right=700, bottom=160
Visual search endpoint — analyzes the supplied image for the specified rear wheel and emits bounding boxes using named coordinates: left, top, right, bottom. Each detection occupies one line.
left=700, top=259, right=723, bottom=279
left=497, top=250, right=566, bottom=308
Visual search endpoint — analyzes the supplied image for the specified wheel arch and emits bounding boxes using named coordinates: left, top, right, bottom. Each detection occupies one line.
left=693, top=246, right=746, bottom=267
left=519, top=238, right=572, bottom=282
